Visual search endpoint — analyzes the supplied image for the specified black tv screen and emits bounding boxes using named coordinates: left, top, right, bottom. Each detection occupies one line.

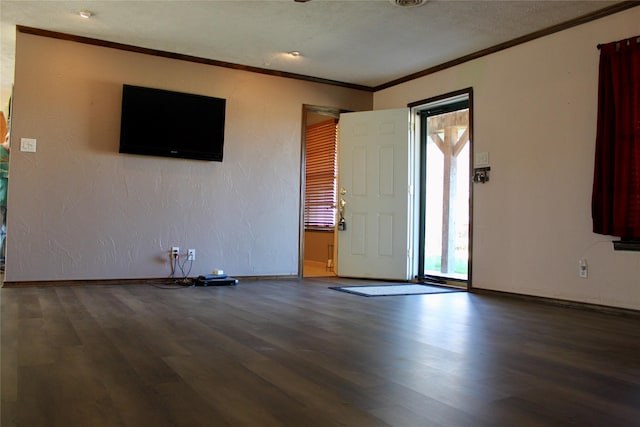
left=119, top=84, right=226, bottom=161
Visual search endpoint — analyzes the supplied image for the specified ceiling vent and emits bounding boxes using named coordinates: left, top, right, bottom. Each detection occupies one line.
left=390, top=0, right=427, bottom=7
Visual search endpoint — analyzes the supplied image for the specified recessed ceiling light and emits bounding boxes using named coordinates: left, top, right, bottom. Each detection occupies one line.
left=288, top=51, right=302, bottom=57
left=389, top=0, right=427, bottom=7
left=79, top=10, right=92, bottom=19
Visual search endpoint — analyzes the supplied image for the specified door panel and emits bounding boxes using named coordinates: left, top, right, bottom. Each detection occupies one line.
left=337, top=108, right=412, bottom=280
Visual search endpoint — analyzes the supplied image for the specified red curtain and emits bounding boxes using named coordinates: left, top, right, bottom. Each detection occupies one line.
left=592, top=36, right=640, bottom=239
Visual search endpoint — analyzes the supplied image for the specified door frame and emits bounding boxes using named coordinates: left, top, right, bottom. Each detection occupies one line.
left=299, top=90, right=473, bottom=285
left=408, top=88, right=474, bottom=289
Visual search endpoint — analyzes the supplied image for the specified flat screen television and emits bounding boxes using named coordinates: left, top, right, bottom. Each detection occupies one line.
left=119, top=84, right=226, bottom=161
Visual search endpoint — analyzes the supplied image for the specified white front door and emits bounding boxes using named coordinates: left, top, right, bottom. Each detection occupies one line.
left=336, top=108, right=413, bottom=281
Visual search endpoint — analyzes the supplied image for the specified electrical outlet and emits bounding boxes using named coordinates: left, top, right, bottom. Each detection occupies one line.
left=171, top=247, right=180, bottom=257
left=187, top=249, right=196, bottom=261
left=578, top=258, right=588, bottom=279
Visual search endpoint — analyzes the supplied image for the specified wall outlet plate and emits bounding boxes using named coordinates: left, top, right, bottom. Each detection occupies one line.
left=187, top=249, right=195, bottom=261
left=578, top=258, right=588, bottom=279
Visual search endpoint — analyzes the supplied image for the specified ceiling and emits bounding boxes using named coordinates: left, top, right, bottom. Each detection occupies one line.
left=0, top=0, right=629, bottom=101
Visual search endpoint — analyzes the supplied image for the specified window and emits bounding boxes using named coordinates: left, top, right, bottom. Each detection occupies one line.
left=304, top=119, right=338, bottom=229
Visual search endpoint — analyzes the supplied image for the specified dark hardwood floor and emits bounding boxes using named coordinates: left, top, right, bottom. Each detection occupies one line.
left=2, top=278, right=640, bottom=426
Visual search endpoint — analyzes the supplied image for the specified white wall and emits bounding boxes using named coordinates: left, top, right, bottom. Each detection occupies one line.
left=375, top=7, right=640, bottom=310
left=6, top=32, right=372, bottom=282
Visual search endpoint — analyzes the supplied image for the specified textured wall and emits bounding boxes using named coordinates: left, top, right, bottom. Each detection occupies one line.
left=6, top=32, right=372, bottom=282
left=374, top=7, right=640, bottom=310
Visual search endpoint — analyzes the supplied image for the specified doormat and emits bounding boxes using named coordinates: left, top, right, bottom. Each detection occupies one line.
left=329, top=283, right=462, bottom=297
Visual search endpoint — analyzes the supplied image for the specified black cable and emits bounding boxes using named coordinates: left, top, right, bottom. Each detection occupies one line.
left=157, top=250, right=195, bottom=289
left=169, top=252, right=178, bottom=278
left=179, top=257, right=193, bottom=279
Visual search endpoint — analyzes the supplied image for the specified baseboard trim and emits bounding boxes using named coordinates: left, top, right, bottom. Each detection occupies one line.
left=2, top=275, right=299, bottom=288
left=2, top=278, right=176, bottom=288
left=472, top=288, right=640, bottom=318
left=234, top=275, right=299, bottom=281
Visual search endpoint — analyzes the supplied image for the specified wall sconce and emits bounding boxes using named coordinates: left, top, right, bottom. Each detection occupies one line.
left=473, top=167, right=491, bottom=183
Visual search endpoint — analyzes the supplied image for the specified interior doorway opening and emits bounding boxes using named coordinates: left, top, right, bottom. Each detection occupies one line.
left=299, top=105, right=342, bottom=278
left=413, top=90, right=472, bottom=288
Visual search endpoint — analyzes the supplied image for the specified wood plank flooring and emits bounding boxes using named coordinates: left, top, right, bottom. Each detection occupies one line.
left=2, top=278, right=640, bottom=426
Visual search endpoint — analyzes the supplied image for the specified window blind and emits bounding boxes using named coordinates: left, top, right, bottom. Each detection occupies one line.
left=304, top=119, right=338, bottom=229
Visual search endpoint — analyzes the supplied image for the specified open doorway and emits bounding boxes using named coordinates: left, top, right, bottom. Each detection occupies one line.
left=299, top=105, right=342, bottom=278
left=413, top=90, right=472, bottom=289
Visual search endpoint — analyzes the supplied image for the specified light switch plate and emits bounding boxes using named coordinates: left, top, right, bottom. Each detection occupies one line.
left=20, top=138, right=37, bottom=152
left=475, top=151, right=489, bottom=167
